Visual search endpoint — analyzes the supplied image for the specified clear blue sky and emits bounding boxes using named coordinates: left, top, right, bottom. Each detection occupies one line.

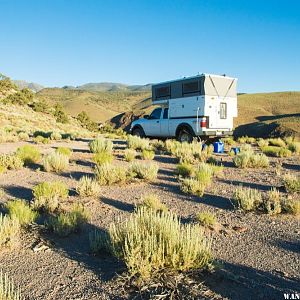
left=0, top=0, right=299, bottom=92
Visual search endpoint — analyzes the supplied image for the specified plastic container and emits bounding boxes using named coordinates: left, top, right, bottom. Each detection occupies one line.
left=231, top=147, right=240, bottom=155
left=213, top=141, right=224, bottom=153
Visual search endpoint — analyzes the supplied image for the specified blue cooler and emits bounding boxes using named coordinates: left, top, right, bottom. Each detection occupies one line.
left=213, top=141, right=224, bottom=153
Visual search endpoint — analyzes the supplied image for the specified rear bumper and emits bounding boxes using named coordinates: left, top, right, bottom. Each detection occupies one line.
left=200, top=130, right=233, bottom=137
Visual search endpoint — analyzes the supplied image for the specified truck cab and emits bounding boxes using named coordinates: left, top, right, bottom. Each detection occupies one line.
left=130, top=74, right=237, bottom=142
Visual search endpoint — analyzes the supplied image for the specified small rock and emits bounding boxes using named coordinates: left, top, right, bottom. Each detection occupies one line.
left=232, top=226, right=248, bottom=233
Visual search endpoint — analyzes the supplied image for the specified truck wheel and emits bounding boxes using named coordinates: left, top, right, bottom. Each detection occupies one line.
left=177, top=128, right=193, bottom=143
left=132, top=127, right=145, bottom=138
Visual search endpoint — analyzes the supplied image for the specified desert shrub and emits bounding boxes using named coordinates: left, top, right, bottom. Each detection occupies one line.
left=264, top=188, right=282, bottom=215
left=4, top=88, right=33, bottom=106
left=196, top=211, right=217, bottom=227
left=151, top=140, right=165, bottom=151
left=16, top=145, right=41, bottom=165
left=0, top=270, right=22, bottom=300
left=0, top=154, right=23, bottom=170
left=32, top=99, right=49, bottom=112
left=108, top=207, right=212, bottom=280
left=282, top=197, right=300, bottom=216
left=89, top=229, right=111, bottom=254
left=0, top=214, right=20, bottom=248
left=141, top=149, right=155, bottom=160
left=95, top=163, right=128, bottom=185
left=222, top=137, right=235, bottom=146
left=238, top=136, right=255, bottom=144
left=124, top=148, right=136, bottom=162
left=47, top=203, right=89, bottom=237
left=283, top=174, right=300, bottom=193
left=240, top=144, right=253, bottom=152
left=32, top=181, right=68, bottom=212
left=233, top=151, right=269, bottom=168
left=42, top=152, right=69, bottom=173
left=257, top=138, right=269, bottom=148
left=50, top=132, right=62, bottom=141
left=138, top=194, right=168, bottom=212
left=93, top=151, right=113, bottom=165
left=33, top=136, right=50, bottom=144
left=181, top=178, right=205, bottom=197
left=89, top=137, right=113, bottom=154
left=194, top=163, right=213, bottom=186
left=129, top=161, right=158, bottom=181
left=0, top=166, right=6, bottom=174
left=33, top=131, right=51, bottom=138
left=53, top=104, right=68, bottom=124
left=268, top=138, right=286, bottom=148
left=233, top=186, right=262, bottom=211
left=76, top=176, right=101, bottom=197
left=55, top=147, right=72, bottom=158
left=77, top=111, right=99, bottom=132
left=287, top=142, right=300, bottom=154
left=17, top=131, right=29, bottom=141
left=170, top=141, right=205, bottom=163
left=6, top=199, right=38, bottom=226
left=176, top=163, right=194, bottom=177
left=127, top=135, right=151, bottom=151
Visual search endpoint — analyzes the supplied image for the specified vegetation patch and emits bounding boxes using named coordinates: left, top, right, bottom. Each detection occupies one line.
left=127, top=135, right=151, bottom=151
left=129, top=161, right=158, bottom=181
left=89, top=137, right=113, bottom=154
left=138, top=194, right=168, bottom=212
left=264, top=188, right=282, bottom=215
left=0, top=270, right=22, bottom=300
left=55, top=147, right=72, bottom=157
left=233, top=151, right=269, bottom=168
left=42, top=152, right=69, bottom=173
left=76, top=176, right=101, bottom=197
left=0, top=214, right=20, bottom=249
left=283, top=174, right=300, bottom=193
left=141, top=149, right=155, bottom=160
left=196, top=211, right=217, bottom=227
left=261, top=146, right=292, bottom=157
left=233, top=186, right=262, bottom=211
left=16, top=145, right=41, bottom=165
left=0, top=154, right=23, bottom=171
left=93, top=151, right=113, bottom=165
left=181, top=178, right=205, bottom=197
left=95, top=163, right=129, bottom=185
left=124, top=148, right=136, bottom=162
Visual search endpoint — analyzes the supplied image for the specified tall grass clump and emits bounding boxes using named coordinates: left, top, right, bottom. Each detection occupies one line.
left=93, top=151, right=113, bottom=165
left=89, top=137, right=113, bottom=153
left=233, top=186, right=262, bottom=211
left=6, top=199, right=38, bottom=226
left=50, top=132, right=62, bottom=141
left=233, top=151, right=269, bottom=168
left=48, top=203, right=89, bottom=237
left=129, top=162, right=158, bottom=181
left=138, top=194, right=168, bottom=212
left=108, top=207, right=212, bottom=280
left=141, top=149, right=155, bottom=160
left=180, top=178, right=205, bottom=197
left=287, top=141, right=300, bottom=154
left=95, top=163, right=128, bottom=185
left=127, top=135, right=150, bottom=151
left=257, top=138, right=269, bottom=148
left=0, top=214, right=20, bottom=249
left=283, top=174, right=300, bottom=193
left=0, top=154, right=23, bottom=171
left=282, top=198, right=300, bottom=216
left=176, top=162, right=194, bottom=177
left=16, top=145, right=41, bottom=165
left=264, top=188, right=282, bottom=215
left=196, top=211, right=217, bottom=227
left=55, top=147, right=72, bottom=158
left=124, top=148, right=136, bottom=162
left=76, top=176, right=101, bottom=197
left=42, top=152, right=69, bottom=173
left=261, top=146, right=292, bottom=157
left=268, top=138, right=286, bottom=148
left=0, top=271, right=22, bottom=300
left=32, top=181, right=68, bottom=212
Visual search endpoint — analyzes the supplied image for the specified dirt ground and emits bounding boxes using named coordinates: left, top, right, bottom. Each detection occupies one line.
left=0, top=139, right=299, bottom=300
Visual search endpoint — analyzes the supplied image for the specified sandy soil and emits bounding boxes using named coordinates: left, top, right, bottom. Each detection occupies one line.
left=0, top=139, right=299, bottom=300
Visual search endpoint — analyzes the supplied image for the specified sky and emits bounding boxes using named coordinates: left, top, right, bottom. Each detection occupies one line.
left=0, top=0, right=299, bottom=93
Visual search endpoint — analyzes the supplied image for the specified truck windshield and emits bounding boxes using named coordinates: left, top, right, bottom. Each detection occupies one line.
left=150, top=108, right=162, bottom=119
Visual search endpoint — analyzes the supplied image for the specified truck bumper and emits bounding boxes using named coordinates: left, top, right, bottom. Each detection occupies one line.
left=201, top=130, right=233, bottom=137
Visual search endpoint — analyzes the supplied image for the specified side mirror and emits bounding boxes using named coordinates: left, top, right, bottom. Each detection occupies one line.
left=144, top=115, right=150, bottom=119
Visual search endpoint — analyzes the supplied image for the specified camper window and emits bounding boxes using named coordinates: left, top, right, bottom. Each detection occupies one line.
left=220, top=103, right=227, bottom=119
left=183, top=80, right=200, bottom=96
left=156, top=86, right=170, bottom=99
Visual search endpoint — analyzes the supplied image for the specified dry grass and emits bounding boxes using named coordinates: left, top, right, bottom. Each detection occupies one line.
left=129, top=161, right=158, bottom=182
left=283, top=174, right=300, bottom=193
left=93, top=151, right=114, bottom=165
left=0, top=154, right=23, bottom=171
left=124, top=148, right=136, bottom=162
left=180, top=178, right=205, bottom=197
left=196, top=211, right=217, bottom=227
left=55, top=147, right=72, bottom=157
left=233, top=186, right=262, bottom=211
left=233, top=151, right=269, bottom=168
left=176, top=163, right=194, bottom=177
left=261, top=146, right=292, bottom=157
left=283, top=197, right=300, bottom=216
left=16, top=145, right=41, bottom=165
left=42, top=152, right=69, bottom=173
left=76, top=176, right=101, bottom=197
left=141, top=149, right=155, bottom=160
left=89, top=137, right=113, bottom=153
left=0, top=270, right=22, bottom=300
left=0, top=214, right=20, bottom=249
left=95, top=163, right=129, bottom=185
left=127, top=135, right=151, bottom=151
left=264, top=188, right=282, bottom=215
left=138, top=194, right=168, bottom=212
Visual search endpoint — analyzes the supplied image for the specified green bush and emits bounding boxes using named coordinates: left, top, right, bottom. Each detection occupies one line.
left=138, top=194, right=168, bottom=212
left=181, top=178, right=205, bottom=197
left=0, top=214, right=20, bottom=249
left=33, top=136, right=50, bottom=144
left=233, top=151, right=269, bottom=168
left=108, top=207, right=212, bottom=280
left=141, top=149, right=155, bottom=160
left=233, top=186, right=262, bottom=211
left=47, top=203, right=89, bottom=237
left=95, top=163, right=128, bottom=185
left=53, top=104, right=68, bottom=124
left=89, top=137, right=113, bottom=153
left=6, top=199, right=38, bottom=226
left=257, top=138, right=269, bottom=148
left=32, top=181, right=68, bottom=212
left=268, top=138, right=286, bottom=148
left=287, top=142, right=300, bottom=154
left=16, top=145, right=41, bottom=165
left=77, top=111, right=99, bottom=132
left=282, top=197, right=300, bottom=216
left=264, top=188, right=282, bottom=215
left=93, top=151, right=113, bottom=165
left=55, top=147, right=72, bottom=157
left=129, top=161, right=158, bottom=181
left=4, top=88, right=33, bottom=106
left=32, top=99, right=49, bottom=112
left=127, top=135, right=151, bottom=151
left=0, top=154, right=23, bottom=170
left=238, top=136, right=255, bottom=144
left=176, top=163, right=194, bottom=177
left=0, top=270, right=22, bottom=300
left=42, top=152, right=69, bottom=173
left=124, top=148, right=136, bottom=162
left=18, top=131, right=29, bottom=141
left=76, top=176, right=101, bottom=197
left=283, top=174, right=300, bottom=193
left=196, top=211, right=217, bottom=227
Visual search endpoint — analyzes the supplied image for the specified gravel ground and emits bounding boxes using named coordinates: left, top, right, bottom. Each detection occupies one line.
left=0, top=139, right=299, bottom=300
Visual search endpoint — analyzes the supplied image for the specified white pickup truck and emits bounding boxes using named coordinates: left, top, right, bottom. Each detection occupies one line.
left=130, top=74, right=238, bottom=142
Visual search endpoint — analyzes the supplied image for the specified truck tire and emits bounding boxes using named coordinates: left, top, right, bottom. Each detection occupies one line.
left=132, top=127, right=145, bottom=138
left=177, top=128, right=193, bottom=143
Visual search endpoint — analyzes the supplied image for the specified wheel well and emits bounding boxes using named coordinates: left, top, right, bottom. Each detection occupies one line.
left=131, top=125, right=145, bottom=135
left=175, top=123, right=195, bottom=137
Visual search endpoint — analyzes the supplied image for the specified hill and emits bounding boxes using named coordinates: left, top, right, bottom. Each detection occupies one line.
left=13, top=80, right=44, bottom=92
left=74, top=82, right=152, bottom=92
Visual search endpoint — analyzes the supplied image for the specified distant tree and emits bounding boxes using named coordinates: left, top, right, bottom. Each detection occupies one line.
left=53, top=103, right=69, bottom=123
left=3, top=88, right=34, bottom=105
left=77, top=111, right=98, bottom=131
left=32, top=99, right=49, bottom=113
left=0, top=73, right=17, bottom=91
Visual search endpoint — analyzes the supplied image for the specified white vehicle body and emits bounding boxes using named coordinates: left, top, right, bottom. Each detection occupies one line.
left=130, top=74, right=238, bottom=142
